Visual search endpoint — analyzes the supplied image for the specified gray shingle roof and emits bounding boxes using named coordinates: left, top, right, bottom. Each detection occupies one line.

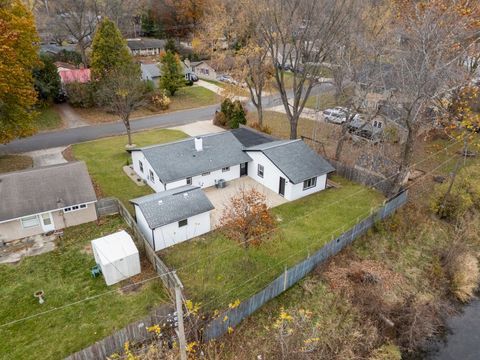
left=230, top=127, right=277, bottom=147
left=130, top=186, right=214, bottom=229
left=0, top=162, right=97, bottom=222
left=141, top=63, right=161, bottom=79
left=245, top=140, right=335, bottom=184
left=139, top=132, right=252, bottom=183
left=127, top=38, right=166, bottom=51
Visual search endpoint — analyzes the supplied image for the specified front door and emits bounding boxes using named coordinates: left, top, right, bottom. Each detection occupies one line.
left=40, top=212, right=55, bottom=233
left=240, top=162, right=248, bottom=177
left=279, top=177, right=286, bottom=197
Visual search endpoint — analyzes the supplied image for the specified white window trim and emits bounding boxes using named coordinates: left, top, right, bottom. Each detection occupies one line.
left=186, top=177, right=192, bottom=185
left=222, top=167, right=230, bottom=172
left=257, top=164, right=264, bottom=178
left=178, top=219, right=188, bottom=227
left=149, top=170, right=155, bottom=183
left=139, top=160, right=144, bottom=173
left=202, top=172, right=211, bottom=176
left=21, top=215, right=40, bottom=228
left=303, top=177, right=317, bottom=190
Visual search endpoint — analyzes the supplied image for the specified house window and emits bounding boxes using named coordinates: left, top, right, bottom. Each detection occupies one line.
left=139, top=161, right=144, bottom=173
left=149, top=170, right=155, bottom=183
left=303, top=177, right=317, bottom=190
left=222, top=167, right=230, bottom=172
left=178, top=219, right=188, bottom=227
left=64, top=204, right=87, bottom=213
left=257, top=164, right=264, bottom=178
left=202, top=172, right=210, bottom=176
left=21, top=215, right=39, bottom=228
left=186, top=177, right=192, bottom=185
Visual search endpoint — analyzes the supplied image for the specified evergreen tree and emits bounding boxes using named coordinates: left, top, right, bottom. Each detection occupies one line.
left=229, top=100, right=247, bottom=128
left=90, top=18, right=133, bottom=81
left=165, top=38, right=177, bottom=53
left=159, top=51, right=185, bottom=96
left=0, top=0, right=39, bottom=143
left=33, top=54, right=61, bottom=103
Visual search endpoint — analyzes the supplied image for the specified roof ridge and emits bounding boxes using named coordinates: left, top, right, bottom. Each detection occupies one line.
left=140, top=132, right=230, bottom=151
left=260, top=139, right=300, bottom=151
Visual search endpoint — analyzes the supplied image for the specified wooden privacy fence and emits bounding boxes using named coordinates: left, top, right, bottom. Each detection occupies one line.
left=203, top=190, right=408, bottom=340
left=95, top=198, right=183, bottom=296
left=64, top=305, right=174, bottom=360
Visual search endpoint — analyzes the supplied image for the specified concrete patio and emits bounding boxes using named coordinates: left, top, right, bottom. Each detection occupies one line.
left=204, top=176, right=288, bottom=228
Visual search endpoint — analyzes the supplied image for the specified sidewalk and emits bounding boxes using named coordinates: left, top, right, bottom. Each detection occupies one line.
left=196, top=80, right=249, bottom=102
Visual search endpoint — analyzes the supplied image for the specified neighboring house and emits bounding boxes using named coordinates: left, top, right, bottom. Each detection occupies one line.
left=127, top=38, right=166, bottom=56
left=0, top=162, right=98, bottom=242
left=58, top=68, right=91, bottom=84
left=140, top=62, right=161, bottom=87
left=40, top=43, right=76, bottom=56
left=189, top=61, right=217, bottom=80
left=54, top=61, right=77, bottom=72
left=131, top=186, right=214, bottom=251
left=356, top=63, right=397, bottom=110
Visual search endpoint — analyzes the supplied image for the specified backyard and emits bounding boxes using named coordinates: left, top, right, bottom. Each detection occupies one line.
left=160, top=176, right=384, bottom=310
left=0, top=216, right=168, bottom=360
left=75, top=86, right=220, bottom=124
left=71, top=128, right=188, bottom=211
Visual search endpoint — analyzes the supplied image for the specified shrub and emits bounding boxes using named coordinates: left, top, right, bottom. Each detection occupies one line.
left=229, top=100, right=247, bottom=129
left=368, top=344, right=402, bottom=360
left=213, top=111, right=227, bottom=127
left=150, top=90, right=171, bottom=110
left=446, top=251, right=479, bottom=302
left=65, top=82, right=95, bottom=108
left=431, top=167, right=480, bottom=220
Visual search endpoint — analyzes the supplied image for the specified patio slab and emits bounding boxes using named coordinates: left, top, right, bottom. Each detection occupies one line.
left=204, top=176, right=288, bottom=228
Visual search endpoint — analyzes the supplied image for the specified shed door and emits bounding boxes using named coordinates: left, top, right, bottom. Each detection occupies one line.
left=279, top=177, right=286, bottom=197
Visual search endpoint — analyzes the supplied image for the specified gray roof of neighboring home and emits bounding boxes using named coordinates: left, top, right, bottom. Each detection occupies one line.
left=127, top=38, right=166, bottom=51
left=141, top=63, right=162, bottom=79
left=130, top=186, right=214, bottom=229
left=138, top=132, right=252, bottom=183
left=40, top=44, right=75, bottom=55
left=357, top=62, right=396, bottom=92
left=245, top=140, right=335, bottom=184
left=0, top=162, right=97, bottom=222
left=230, top=127, right=277, bottom=147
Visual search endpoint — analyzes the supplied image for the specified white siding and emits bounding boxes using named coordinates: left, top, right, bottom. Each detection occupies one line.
left=289, top=174, right=327, bottom=201
left=246, top=151, right=327, bottom=201
left=166, top=165, right=241, bottom=190
left=131, top=151, right=166, bottom=192
left=153, top=212, right=211, bottom=251
left=134, top=205, right=154, bottom=248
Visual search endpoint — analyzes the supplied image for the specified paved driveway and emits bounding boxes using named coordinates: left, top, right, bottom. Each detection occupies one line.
left=204, top=176, right=288, bottom=228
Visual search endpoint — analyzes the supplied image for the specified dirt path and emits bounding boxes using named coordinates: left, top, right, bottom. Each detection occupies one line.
left=55, top=103, right=89, bottom=128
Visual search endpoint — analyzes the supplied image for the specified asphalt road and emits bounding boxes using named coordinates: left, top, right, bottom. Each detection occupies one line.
left=0, top=105, right=218, bottom=154
left=0, top=82, right=333, bottom=154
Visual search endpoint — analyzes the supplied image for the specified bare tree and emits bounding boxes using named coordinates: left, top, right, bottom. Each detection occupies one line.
left=385, top=1, right=478, bottom=196
left=258, top=0, right=351, bottom=139
left=96, top=66, right=148, bottom=146
left=51, top=0, right=100, bottom=65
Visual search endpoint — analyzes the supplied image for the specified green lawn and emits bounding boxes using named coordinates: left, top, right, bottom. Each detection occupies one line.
left=72, top=129, right=188, bottom=211
left=304, top=88, right=352, bottom=110
left=0, top=216, right=168, bottom=360
left=160, top=176, right=384, bottom=310
left=168, top=85, right=220, bottom=112
left=0, top=155, right=33, bottom=174
left=35, top=106, right=63, bottom=130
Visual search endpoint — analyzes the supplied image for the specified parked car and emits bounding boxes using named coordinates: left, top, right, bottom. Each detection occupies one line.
left=322, top=107, right=350, bottom=124
left=185, top=72, right=198, bottom=82
left=217, top=74, right=238, bottom=85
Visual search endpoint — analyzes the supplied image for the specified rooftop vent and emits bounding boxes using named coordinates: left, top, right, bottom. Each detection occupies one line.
left=194, top=137, right=203, bottom=152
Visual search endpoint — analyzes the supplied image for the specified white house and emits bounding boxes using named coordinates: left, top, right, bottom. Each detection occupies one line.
left=0, top=162, right=98, bottom=242
left=129, top=127, right=335, bottom=250
left=130, top=132, right=252, bottom=193
left=244, top=140, right=335, bottom=201
left=131, top=186, right=214, bottom=251
left=189, top=61, right=218, bottom=80
left=91, top=230, right=141, bottom=286
left=140, top=62, right=161, bottom=87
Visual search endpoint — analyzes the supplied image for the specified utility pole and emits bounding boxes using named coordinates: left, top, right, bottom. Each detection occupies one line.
left=175, top=286, right=187, bottom=360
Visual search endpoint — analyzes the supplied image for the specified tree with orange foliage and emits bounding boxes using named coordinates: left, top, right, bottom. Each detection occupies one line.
left=0, top=0, right=39, bottom=144
left=219, top=187, right=276, bottom=250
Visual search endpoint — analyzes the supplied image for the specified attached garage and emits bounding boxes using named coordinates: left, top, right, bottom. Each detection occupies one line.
left=91, top=230, right=141, bottom=286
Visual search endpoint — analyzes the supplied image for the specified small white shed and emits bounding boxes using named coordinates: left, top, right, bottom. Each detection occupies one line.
left=91, top=230, right=141, bottom=286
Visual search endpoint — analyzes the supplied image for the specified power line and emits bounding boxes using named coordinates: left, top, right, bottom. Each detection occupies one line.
left=0, top=139, right=463, bottom=328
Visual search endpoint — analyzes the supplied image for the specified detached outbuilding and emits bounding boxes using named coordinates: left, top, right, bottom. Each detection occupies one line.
left=91, top=230, right=141, bottom=286
left=131, top=186, right=214, bottom=251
